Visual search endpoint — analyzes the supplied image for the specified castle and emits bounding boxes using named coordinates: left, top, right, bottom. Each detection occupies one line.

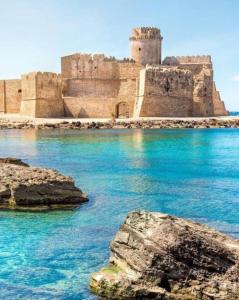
left=0, top=27, right=228, bottom=118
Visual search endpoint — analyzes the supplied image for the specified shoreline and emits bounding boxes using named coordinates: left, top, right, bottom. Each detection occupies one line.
left=0, top=114, right=239, bottom=129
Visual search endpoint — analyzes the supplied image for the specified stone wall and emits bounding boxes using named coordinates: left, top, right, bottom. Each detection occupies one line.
left=212, top=83, right=228, bottom=116
left=163, top=55, right=212, bottom=66
left=0, top=79, right=22, bottom=114
left=0, top=81, right=5, bottom=113
left=162, top=57, right=227, bottom=116
left=137, top=66, right=194, bottom=117
left=63, top=77, right=137, bottom=118
left=62, top=54, right=141, bottom=118
left=20, top=72, right=63, bottom=117
left=191, top=65, right=214, bottom=116
left=62, top=54, right=119, bottom=80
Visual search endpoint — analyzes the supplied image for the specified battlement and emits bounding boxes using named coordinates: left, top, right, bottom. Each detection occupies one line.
left=22, top=72, right=61, bottom=82
left=163, top=55, right=212, bottom=66
left=62, top=53, right=136, bottom=64
left=130, top=27, right=162, bottom=41
left=62, top=53, right=110, bottom=62
left=145, top=65, right=193, bottom=80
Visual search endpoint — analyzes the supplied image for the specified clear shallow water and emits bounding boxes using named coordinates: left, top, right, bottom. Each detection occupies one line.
left=0, top=128, right=239, bottom=299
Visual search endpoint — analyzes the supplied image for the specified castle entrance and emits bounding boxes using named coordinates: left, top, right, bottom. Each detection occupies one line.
left=116, top=102, right=129, bottom=118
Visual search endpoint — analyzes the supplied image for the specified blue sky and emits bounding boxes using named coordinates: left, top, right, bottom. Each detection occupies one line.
left=0, top=0, right=238, bottom=110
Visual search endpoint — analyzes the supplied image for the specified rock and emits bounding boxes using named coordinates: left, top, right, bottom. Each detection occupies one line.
left=0, top=158, right=88, bottom=211
left=0, top=157, right=29, bottom=167
left=0, top=117, right=239, bottom=130
left=90, top=211, right=239, bottom=299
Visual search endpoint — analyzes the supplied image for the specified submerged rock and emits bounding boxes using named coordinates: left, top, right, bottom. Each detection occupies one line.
left=90, top=211, right=239, bottom=299
left=0, top=158, right=88, bottom=211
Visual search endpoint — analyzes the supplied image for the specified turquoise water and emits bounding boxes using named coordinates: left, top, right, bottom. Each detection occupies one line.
left=0, top=128, right=239, bottom=299
left=230, top=111, right=239, bottom=116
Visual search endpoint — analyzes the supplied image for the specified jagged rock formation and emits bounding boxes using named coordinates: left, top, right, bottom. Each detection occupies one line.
left=0, top=158, right=88, bottom=211
left=90, top=211, right=239, bottom=299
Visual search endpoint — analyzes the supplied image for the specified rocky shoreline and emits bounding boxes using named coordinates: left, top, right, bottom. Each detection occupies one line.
left=1, top=118, right=239, bottom=130
left=0, top=158, right=88, bottom=211
left=90, top=211, right=239, bottom=300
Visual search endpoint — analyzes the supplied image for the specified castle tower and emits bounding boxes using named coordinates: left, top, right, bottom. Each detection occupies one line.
left=130, top=27, right=163, bottom=65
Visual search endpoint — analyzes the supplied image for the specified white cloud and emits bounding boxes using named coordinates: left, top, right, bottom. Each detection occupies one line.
left=232, top=75, right=239, bottom=81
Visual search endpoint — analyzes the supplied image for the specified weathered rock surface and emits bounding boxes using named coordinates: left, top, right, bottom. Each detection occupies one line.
left=90, top=211, right=239, bottom=299
left=0, top=158, right=88, bottom=211
left=0, top=118, right=239, bottom=130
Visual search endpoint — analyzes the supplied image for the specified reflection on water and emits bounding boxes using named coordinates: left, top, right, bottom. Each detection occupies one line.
left=0, top=128, right=239, bottom=299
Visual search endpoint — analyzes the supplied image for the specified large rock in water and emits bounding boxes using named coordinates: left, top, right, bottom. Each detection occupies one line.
left=0, top=158, right=88, bottom=211
left=90, top=211, right=239, bottom=299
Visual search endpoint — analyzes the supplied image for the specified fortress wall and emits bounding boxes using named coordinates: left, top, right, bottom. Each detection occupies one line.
left=185, top=65, right=215, bottom=116
left=21, top=73, right=37, bottom=100
left=64, top=96, right=117, bottom=118
left=192, top=74, right=214, bottom=117
left=1, top=79, right=22, bottom=114
left=63, top=77, right=137, bottom=118
left=20, top=73, right=37, bottom=116
left=212, top=83, right=228, bottom=116
left=61, top=54, right=120, bottom=80
left=0, top=81, right=5, bottom=113
left=20, top=72, right=63, bottom=117
left=61, top=53, right=141, bottom=80
left=163, top=56, right=212, bottom=66
left=35, top=72, right=63, bottom=118
left=116, top=77, right=137, bottom=117
left=165, top=64, right=215, bottom=117
left=36, top=72, right=61, bottom=100
left=162, top=59, right=219, bottom=116
left=139, top=67, right=194, bottom=117
left=118, top=63, right=142, bottom=79
left=62, top=59, right=140, bottom=118
left=63, top=79, right=120, bottom=97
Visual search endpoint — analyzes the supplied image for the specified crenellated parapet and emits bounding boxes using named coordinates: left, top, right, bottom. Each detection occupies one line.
left=61, top=52, right=139, bottom=80
left=163, top=55, right=212, bottom=66
left=130, top=27, right=162, bottom=41
left=22, top=72, right=61, bottom=81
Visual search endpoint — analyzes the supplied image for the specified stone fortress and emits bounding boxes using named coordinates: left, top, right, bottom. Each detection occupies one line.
left=0, top=27, right=228, bottom=118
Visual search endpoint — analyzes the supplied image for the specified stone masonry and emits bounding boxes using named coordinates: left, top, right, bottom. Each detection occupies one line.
left=0, top=27, right=228, bottom=118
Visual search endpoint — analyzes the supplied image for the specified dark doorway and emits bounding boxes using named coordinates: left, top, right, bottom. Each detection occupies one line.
left=116, top=102, right=129, bottom=118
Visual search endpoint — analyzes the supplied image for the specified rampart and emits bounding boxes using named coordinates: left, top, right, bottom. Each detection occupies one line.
left=163, top=55, right=212, bottom=66
left=0, top=79, right=22, bottom=114
left=62, top=53, right=142, bottom=118
left=130, top=27, right=162, bottom=40
left=20, top=72, right=63, bottom=117
left=135, top=66, right=194, bottom=117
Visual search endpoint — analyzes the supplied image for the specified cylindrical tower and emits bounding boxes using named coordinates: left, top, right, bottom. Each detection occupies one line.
left=130, top=27, right=163, bottom=65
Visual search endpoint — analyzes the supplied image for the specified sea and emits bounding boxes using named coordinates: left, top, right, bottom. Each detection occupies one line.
left=0, top=128, right=239, bottom=299
left=230, top=111, right=239, bottom=116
